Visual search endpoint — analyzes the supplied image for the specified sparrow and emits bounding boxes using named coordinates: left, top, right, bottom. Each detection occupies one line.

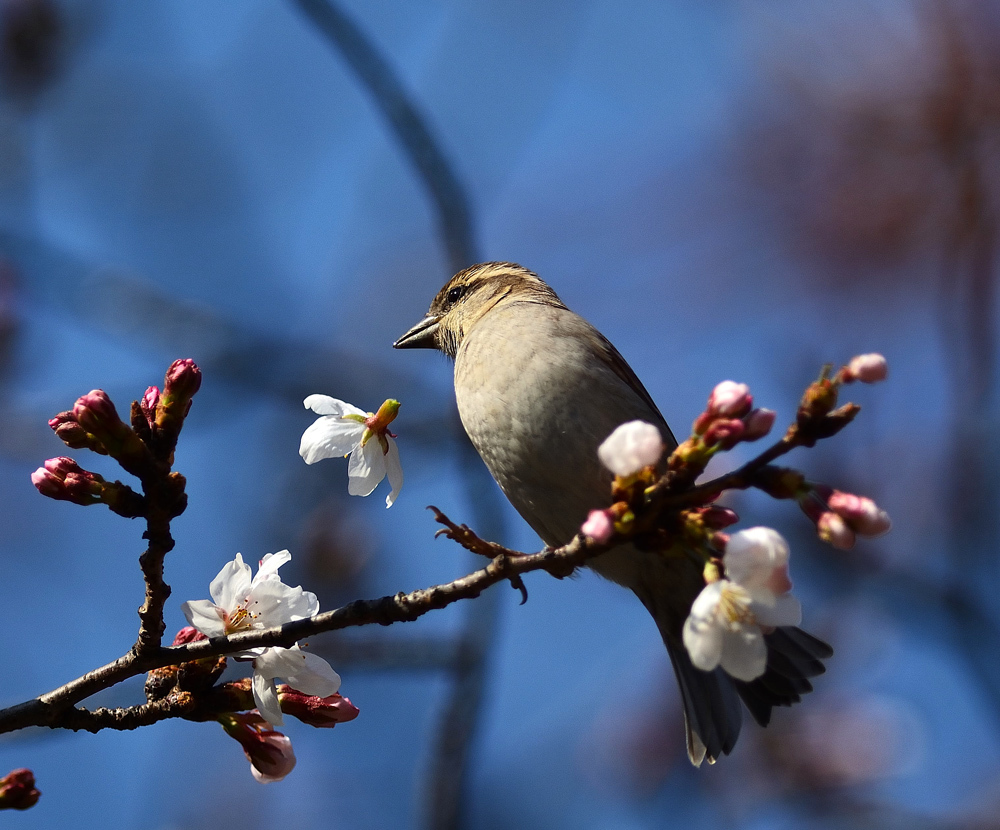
left=394, top=261, right=831, bottom=765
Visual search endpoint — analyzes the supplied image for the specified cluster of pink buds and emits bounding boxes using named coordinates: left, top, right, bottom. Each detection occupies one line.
left=692, top=381, right=776, bottom=450
left=800, top=486, right=892, bottom=550
left=0, top=768, right=39, bottom=810
left=30, top=456, right=146, bottom=518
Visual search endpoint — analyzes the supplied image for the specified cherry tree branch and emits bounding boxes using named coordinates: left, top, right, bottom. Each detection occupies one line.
left=0, top=525, right=610, bottom=736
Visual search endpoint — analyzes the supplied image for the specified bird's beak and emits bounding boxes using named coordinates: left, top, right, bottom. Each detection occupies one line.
left=393, top=314, right=441, bottom=350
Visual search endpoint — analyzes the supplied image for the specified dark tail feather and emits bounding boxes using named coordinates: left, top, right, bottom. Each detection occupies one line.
left=664, top=627, right=832, bottom=765
left=733, top=627, right=834, bottom=728
left=666, top=641, right=743, bottom=766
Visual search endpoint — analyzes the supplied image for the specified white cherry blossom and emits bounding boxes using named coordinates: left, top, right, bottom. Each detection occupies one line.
left=300, top=395, right=403, bottom=508
left=682, top=528, right=802, bottom=681
left=181, top=551, right=340, bottom=725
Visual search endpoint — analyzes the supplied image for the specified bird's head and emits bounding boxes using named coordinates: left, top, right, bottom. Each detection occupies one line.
left=393, top=261, right=564, bottom=358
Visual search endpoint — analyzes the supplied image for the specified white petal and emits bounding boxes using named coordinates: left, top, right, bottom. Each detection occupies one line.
left=683, top=587, right=725, bottom=672
left=754, top=593, right=802, bottom=628
left=180, top=600, right=227, bottom=638
left=597, top=421, right=665, bottom=477
left=299, top=417, right=365, bottom=465
left=383, top=438, right=403, bottom=508
left=724, top=527, right=790, bottom=589
left=285, top=651, right=342, bottom=698
left=347, top=439, right=386, bottom=496
left=688, top=581, right=725, bottom=619
left=210, top=554, right=252, bottom=611
left=252, top=550, right=292, bottom=587
left=252, top=665, right=284, bottom=725
left=302, top=395, right=366, bottom=418
left=719, top=626, right=767, bottom=681
left=249, top=580, right=320, bottom=627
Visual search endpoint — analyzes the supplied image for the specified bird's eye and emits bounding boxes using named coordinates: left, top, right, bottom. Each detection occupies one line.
left=446, top=285, right=466, bottom=305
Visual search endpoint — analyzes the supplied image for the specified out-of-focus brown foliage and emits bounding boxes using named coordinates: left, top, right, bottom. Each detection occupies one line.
left=747, top=0, right=1000, bottom=284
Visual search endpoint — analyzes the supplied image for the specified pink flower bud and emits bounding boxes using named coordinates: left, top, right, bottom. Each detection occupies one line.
left=48, top=410, right=108, bottom=454
left=171, top=626, right=207, bottom=645
left=689, top=505, right=740, bottom=529
left=163, top=358, right=202, bottom=400
left=844, top=353, right=888, bottom=384
left=817, top=512, right=856, bottom=550
left=581, top=509, right=614, bottom=543
left=141, top=386, right=160, bottom=429
left=743, top=408, right=776, bottom=441
left=31, top=457, right=104, bottom=505
left=598, top=421, right=665, bottom=477
left=220, top=712, right=296, bottom=783
left=827, top=491, right=892, bottom=536
left=0, top=768, right=39, bottom=810
left=707, top=381, right=753, bottom=418
left=278, top=688, right=360, bottom=728
left=703, top=418, right=745, bottom=448
left=72, top=389, right=124, bottom=435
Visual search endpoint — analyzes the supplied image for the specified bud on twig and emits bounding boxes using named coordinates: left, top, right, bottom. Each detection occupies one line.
left=72, top=390, right=152, bottom=476
left=277, top=687, right=360, bottom=728
left=48, top=410, right=108, bottom=455
left=0, top=769, right=39, bottom=810
left=219, top=712, right=296, bottom=783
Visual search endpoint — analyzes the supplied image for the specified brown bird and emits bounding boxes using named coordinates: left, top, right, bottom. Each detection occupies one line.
left=395, top=261, right=831, bottom=764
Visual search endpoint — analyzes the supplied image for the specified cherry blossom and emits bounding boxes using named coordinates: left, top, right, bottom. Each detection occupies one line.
left=682, top=528, right=802, bottom=681
left=300, top=395, right=403, bottom=507
left=181, top=551, right=340, bottom=725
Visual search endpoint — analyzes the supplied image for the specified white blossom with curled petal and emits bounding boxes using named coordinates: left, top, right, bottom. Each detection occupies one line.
left=181, top=551, right=341, bottom=725
left=597, top=420, right=665, bottom=477
left=682, top=528, right=802, bottom=681
left=299, top=395, right=403, bottom=508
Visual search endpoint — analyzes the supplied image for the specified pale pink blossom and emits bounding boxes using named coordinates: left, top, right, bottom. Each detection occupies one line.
left=845, top=353, right=888, bottom=384
left=827, top=491, right=892, bottom=536
left=597, top=421, right=665, bottom=477
left=581, top=510, right=614, bottom=543
left=743, top=408, right=776, bottom=441
left=707, top=381, right=753, bottom=418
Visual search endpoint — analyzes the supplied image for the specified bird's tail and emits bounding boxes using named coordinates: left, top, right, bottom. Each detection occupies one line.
left=664, top=627, right=832, bottom=766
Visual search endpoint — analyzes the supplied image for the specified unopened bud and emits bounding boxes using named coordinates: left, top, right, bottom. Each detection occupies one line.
left=171, top=626, right=207, bottom=645
left=0, top=768, right=39, bottom=810
left=743, top=408, right=776, bottom=441
left=598, top=421, right=665, bottom=477
left=140, top=386, right=160, bottom=430
left=817, top=512, right=856, bottom=550
left=843, top=353, right=888, bottom=384
left=797, top=378, right=839, bottom=426
left=827, top=491, right=892, bottom=536
left=703, top=418, right=744, bottom=449
left=163, top=358, right=202, bottom=401
left=72, top=390, right=124, bottom=437
left=30, top=457, right=104, bottom=506
left=220, top=712, right=296, bottom=783
left=707, top=381, right=752, bottom=419
left=581, top=509, right=614, bottom=543
left=48, top=410, right=108, bottom=454
left=278, top=687, right=360, bottom=728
